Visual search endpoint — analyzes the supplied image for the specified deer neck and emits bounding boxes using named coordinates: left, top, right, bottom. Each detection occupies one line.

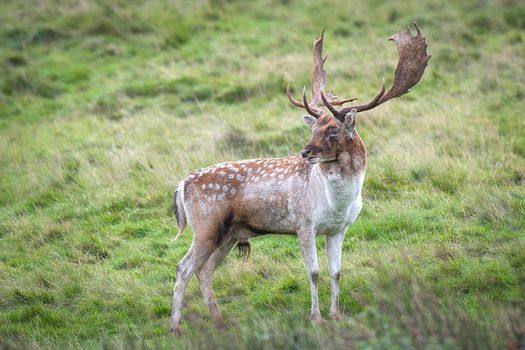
left=317, top=133, right=366, bottom=180
left=309, top=142, right=367, bottom=209
left=315, top=151, right=364, bottom=186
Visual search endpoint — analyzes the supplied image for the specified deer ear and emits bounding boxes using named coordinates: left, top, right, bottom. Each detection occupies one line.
left=303, top=115, right=316, bottom=128
left=343, top=109, right=357, bottom=136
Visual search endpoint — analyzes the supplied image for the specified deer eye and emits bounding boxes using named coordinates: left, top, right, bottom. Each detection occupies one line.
left=329, top=128, right=339, bottom=137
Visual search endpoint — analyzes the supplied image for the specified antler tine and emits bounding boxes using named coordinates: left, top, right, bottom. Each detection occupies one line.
left=329, top=97, right=358, bottom=106
left=321, top=91, right=343, bottom=121
left=302, top=86, right=322, bottom=118
left=414, top=21, right=422, bottom=35
left=287, top=83, right=305, bottom=108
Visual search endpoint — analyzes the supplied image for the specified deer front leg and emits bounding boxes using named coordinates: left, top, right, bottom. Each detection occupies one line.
left=298, top=228, right=323, bottom=324
left=326, top=232, right=345, bottom=320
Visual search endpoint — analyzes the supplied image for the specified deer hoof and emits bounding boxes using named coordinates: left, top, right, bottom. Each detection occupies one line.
left=311, top=314, right=325, bottom=325
left=170, top=325, right=183, bottom=337
left=213, top=317, right=227, bottom=330
left=330, top=311, right=341, bottom=320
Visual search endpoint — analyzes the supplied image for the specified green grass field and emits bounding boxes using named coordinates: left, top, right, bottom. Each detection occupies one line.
left=1, top=0, right=524, bottom=348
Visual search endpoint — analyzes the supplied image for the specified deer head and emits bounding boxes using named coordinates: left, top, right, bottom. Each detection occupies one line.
left=288, top=23, right=431, bottom=164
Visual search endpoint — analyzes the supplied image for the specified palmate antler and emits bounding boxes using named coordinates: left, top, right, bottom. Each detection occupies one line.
left=289, top=23, right=431, bottom=121
left=287, top=30, right=357, bottom=119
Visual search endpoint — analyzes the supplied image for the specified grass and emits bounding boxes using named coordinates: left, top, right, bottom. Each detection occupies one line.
left=0, top=0, right=524, bottom=348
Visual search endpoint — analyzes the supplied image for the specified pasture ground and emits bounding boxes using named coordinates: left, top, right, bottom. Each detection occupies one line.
left=0, top=0, right=524, bottom=348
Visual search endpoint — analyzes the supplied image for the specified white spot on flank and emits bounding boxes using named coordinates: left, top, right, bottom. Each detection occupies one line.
left=201, top=184, right=206, bottom=190
left=247, top=168, right=253, bottom=173
left=230, top=188, right=237, bottom=194
left=236, top=174, right=245, bottom=181
left=222, top=185, right=228, bottom=192
left=208, top=183, right=214, bottom=189
left=227, top=173, right=234, bottom=179
left=215, top=184, right=220, bottom=190
left=270, top=172, right=276, bottom=177
left=228, top=166, right=239, bottom=172
left=219, top=171, right=225, bottom=176
left=254, top=176, right=260, bottom=181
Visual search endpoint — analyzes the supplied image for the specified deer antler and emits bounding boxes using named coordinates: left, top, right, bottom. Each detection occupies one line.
left=287, top=30, right=357, bottom=119
left=325, top=22, right=431, bottom=120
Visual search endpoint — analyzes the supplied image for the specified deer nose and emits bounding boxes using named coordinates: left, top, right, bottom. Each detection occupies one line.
left=301, top=148, right=311, bottom=158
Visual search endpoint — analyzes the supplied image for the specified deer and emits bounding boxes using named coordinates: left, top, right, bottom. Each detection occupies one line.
left=170, top=23, right=430, bottom=335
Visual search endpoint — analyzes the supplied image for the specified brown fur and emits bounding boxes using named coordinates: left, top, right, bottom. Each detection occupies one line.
left=177, top=118, right=366, bottom=242
left=181, top=156, right=311, bottom=233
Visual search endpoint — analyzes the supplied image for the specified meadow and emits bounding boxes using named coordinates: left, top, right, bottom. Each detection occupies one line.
left=0, top=0, right=524, bottom=348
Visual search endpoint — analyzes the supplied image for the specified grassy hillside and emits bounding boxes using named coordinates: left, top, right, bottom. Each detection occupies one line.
left=1, top=0, right=524, bottom=348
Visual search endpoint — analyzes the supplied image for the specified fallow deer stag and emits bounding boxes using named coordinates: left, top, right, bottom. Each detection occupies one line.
left=170, top=23, right=430, bottom=335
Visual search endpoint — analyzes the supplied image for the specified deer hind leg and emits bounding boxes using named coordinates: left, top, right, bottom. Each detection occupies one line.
left=196, top=226, right=253, bottom=328
left=196, top=236, right=236, bottom=328
left=170, top=237, right=217, bottom=336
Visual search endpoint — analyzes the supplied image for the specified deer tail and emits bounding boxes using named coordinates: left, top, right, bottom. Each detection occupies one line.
left=173, top=182, right=187, bottom=241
